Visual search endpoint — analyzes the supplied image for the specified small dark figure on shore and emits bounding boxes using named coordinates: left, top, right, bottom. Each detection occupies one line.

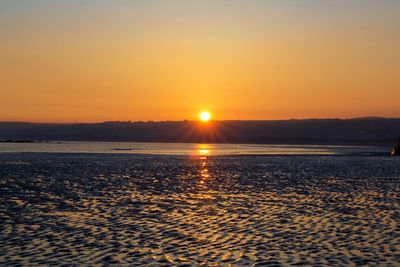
left=391, top=138, right=400, bottom=156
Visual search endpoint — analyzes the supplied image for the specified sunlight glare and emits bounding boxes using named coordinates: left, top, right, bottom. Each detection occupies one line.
left=199, top=111, right=211, bottom=122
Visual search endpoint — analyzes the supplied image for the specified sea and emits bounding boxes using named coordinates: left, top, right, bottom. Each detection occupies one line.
left=0, top=141, right=391, bottom=156
left=0, top=142, right=399, bottom=265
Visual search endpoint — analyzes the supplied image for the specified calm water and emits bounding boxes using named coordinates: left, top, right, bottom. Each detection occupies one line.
left=0, top=141, right=389, bottom=156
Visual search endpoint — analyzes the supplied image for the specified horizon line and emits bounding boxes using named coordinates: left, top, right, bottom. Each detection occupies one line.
left=1, top=116, right=399, bottom=124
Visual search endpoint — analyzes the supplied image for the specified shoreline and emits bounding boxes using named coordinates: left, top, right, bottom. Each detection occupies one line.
left=0, top=151, right=392, bottom=157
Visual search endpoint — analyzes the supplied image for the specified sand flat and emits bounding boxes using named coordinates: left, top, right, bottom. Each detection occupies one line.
left=0, top=153, right=400, bottom=265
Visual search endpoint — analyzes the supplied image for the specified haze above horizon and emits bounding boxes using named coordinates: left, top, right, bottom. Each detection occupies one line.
left=1, top=0, right=399, bottom=122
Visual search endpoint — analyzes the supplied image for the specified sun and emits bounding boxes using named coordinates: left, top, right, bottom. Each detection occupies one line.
left=199, top=111, right=211, bottom=122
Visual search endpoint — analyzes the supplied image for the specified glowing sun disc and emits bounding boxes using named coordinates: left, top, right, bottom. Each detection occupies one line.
left=199, top=111, right=211, bottom=122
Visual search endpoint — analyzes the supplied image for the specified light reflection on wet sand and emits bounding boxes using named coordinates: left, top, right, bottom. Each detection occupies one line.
left=198, top=145, right=211, bottom=191
left=0, top=152, right=400, bottom=265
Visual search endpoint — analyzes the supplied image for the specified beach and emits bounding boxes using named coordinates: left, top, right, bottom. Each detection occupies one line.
left=1, top=152, right=399, bottom=265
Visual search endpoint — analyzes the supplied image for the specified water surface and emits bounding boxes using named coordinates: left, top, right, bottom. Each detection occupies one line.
left=0, top=141, right=389, bottom=156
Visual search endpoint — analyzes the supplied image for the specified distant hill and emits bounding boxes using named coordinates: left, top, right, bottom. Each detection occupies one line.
left=1, top=118, right=400, bottom=145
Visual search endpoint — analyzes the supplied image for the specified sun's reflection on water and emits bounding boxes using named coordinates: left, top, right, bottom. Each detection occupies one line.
left=196, top=144, right=212, bottom=157
left=198, top=149, right=210, bottom=157
left=196, top=144, right=212, bottom=190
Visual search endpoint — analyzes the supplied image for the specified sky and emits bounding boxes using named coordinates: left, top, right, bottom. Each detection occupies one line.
left=0, top=0, right=399, bottom=122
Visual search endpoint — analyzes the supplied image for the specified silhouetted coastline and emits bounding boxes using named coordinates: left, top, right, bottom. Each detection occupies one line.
left=1, top=118, right=399, bottom=145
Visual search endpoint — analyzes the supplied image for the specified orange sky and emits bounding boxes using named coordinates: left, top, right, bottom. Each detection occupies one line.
left=0, top=1, right=399, bottom=122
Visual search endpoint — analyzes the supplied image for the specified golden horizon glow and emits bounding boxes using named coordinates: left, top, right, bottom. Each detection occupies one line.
left=199, top=111, right=212, bottom=122
left=1, top=1, right=399, bottom=122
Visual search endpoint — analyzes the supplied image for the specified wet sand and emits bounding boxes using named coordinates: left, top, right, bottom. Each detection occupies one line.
left=1, top=153, right=400, bottom=266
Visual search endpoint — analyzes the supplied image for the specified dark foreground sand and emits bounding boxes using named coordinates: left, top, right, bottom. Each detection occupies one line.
left=0, top=153, right=399, bottom=266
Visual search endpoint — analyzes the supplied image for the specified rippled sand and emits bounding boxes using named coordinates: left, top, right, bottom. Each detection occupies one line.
left=1, top=153, right=400, bottom=266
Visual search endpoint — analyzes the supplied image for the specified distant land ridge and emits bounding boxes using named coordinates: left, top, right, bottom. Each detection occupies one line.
left=0, top=118, right=399, bottom=145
